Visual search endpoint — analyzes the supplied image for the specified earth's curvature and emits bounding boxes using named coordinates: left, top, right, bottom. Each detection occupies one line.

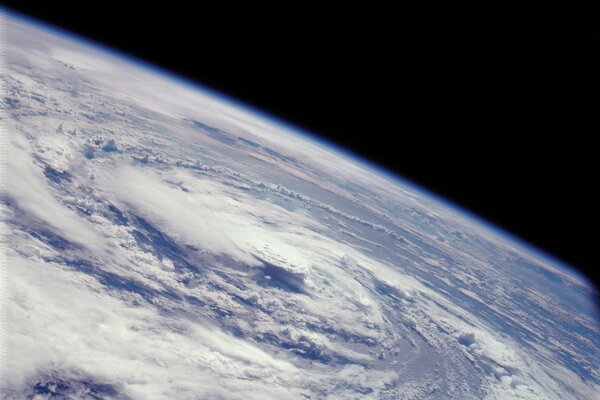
left=1, top=12, right=599, bottom=400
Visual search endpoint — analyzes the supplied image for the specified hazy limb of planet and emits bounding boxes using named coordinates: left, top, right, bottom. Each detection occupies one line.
left=0, top=11, right=599, bottom=400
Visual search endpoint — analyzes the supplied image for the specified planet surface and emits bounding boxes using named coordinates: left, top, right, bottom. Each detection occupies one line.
left=1, top=12, right=599, bottom=400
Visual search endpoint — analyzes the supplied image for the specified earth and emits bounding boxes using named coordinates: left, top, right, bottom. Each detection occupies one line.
left=1, top=12, right=599, bottom=400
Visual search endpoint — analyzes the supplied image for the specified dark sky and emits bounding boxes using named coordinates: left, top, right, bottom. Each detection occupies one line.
left=3, top=3, right=599, bottom=288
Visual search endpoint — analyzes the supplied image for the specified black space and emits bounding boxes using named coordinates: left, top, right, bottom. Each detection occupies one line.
left=3, top=3, right=599, bottom=287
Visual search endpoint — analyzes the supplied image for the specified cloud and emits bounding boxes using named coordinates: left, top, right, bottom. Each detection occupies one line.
left=3, top=13, right=599, bottom=400
left=5, top=131, right=109, bottom=255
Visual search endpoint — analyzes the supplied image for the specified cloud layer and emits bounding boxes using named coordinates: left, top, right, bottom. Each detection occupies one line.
left=1, top=13, right=599, bottom=400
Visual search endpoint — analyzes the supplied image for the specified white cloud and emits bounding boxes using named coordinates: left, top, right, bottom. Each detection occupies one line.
left=5, top=131, right=108, bottom=255
left=2, top=13, right=598, bottom=400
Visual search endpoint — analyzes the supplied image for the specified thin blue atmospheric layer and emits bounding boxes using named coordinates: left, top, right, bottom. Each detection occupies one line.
left=7, top=9, right=593, bottom=289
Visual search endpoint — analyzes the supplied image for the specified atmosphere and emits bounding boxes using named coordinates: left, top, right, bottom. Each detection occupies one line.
left=1, top=9, right=599, bottom=400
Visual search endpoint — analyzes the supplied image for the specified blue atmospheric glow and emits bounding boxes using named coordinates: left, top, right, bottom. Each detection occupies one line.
left=7, top=8, right=588, bottom=284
